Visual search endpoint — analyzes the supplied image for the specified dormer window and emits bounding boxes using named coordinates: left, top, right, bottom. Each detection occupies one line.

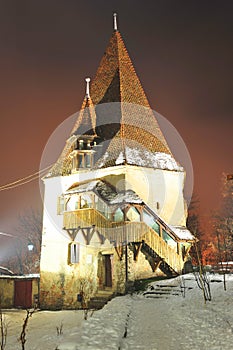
left=70, top=137, right=96, bottom=171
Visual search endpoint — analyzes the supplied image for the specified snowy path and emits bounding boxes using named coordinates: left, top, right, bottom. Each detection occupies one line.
left=57, top=274, right=233, bottom=350
left=121, top=296, right=182, bottom=349
left=122, top=275, right=233, bottom=350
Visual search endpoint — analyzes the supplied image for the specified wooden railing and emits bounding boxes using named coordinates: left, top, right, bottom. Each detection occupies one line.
left=63, top=209, right=183, bottom=273
left=141, top=224, right=183, bottom=272
left=63, top=208, right=111, bottom=234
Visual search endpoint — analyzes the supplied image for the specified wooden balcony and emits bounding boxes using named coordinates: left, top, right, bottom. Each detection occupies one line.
left=63, top=209, right=183, bottom=273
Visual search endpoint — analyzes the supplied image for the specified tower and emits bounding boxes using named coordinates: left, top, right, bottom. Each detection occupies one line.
left=40, top=14, right=195, bottom=309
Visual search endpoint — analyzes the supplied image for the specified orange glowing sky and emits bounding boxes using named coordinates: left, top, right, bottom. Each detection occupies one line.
left=0, top=1, right=232, bottom=236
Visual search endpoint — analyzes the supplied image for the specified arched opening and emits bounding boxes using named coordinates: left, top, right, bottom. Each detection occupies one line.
left=80, top=194, right=92, bottom=209
left=113, top=208, right=124, bottom=222
left=126, top=206, right=140, bottom=222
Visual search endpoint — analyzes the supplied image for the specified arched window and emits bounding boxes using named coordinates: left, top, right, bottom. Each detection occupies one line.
left=113, top=208, right=124, bottom=222
left=126, top=207, right=140, bottom=222
left=66, top=195, right=79, bottom=211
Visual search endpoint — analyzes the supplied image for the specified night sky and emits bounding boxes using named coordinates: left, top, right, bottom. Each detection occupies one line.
left=0, top=0, right=232, bottom=237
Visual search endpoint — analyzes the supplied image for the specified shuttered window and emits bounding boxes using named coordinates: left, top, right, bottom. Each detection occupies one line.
left=57, top=196, right=65, bottom=215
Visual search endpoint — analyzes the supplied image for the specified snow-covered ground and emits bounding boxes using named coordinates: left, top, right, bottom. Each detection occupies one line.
left=2, top=273, right=233, bottom=350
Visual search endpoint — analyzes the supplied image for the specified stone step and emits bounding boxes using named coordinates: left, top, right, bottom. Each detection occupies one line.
left=144, top=290, right=180, bottom=295
left=95, top=290, right=113, bottom=296
left=143, top=283, right=182, bottom=299
left=88, top=290, right=114, bottom=310
left=145, top=288, right=181, bottom=293
left=88, top=299, right=108, bottom=309
left=156, top=284, right=179, bottom=288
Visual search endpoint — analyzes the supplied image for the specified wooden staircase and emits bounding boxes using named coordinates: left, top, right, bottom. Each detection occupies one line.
left=64, top=208, right=184, bottom=275
left=140, top=241, right=178, bottom=277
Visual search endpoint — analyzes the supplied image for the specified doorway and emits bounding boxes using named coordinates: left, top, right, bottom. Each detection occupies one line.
left=14, top=280, right=32, bottom=308
left=104, top=255, right=112, bottom=287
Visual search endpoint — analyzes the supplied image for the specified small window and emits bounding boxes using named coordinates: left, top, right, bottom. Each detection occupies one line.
left=162, top=229, right=176, bottom=247
left=86, top=154, right=91, bottom=168
left=143, top=210, right=160, bottom=234
left=68, top=243, right=80, bottom=264
left=76, top=153, right=93, bottom=169
left=114, top=208, right=124, bottom=222
left=78, top=154, right=84, bottom=168
left=95, top=197, right=109, bottom=218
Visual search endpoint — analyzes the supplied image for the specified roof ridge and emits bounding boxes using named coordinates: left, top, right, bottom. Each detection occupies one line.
left=115, top=32, right=127, bottom=163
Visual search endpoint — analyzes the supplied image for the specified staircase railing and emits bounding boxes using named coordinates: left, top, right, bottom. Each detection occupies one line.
left=140, top=224, right=183, bottom=272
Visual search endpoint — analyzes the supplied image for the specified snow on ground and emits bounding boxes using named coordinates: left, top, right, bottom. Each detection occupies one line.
left=2, top=273, right=233, bottom=350
left=2, top=309, right=84, bottom=350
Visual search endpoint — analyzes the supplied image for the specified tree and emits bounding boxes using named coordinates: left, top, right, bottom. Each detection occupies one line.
left=211, top=173, right=233, bottom=290
left=187, top=194, right=219, bottom=266
left=186, top=194, right=204, bottom=265
left=213, top=174, right=233, bottom=265
left=4, top=208, right=42, bottom=275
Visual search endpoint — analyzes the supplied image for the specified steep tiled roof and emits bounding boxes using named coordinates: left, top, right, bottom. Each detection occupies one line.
left=48, top=28, right=176, bottom=177
left=91, top=31, right=149, bottom=106
left=71, top=96, right=97, bottom=137
left=91, top=30, right=171, bottom=150
left=90, top=30, right=173, bottom=168
left=48, top=94, right=97, bottom=177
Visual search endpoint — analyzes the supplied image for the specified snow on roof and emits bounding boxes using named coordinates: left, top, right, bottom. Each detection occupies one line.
left=95, top=181, right=116, bottom=201
left=169, top=226, right=195, bottom=241
left=115, top=151, right=125, bottom=165
left=109, top=190, right=143, bottom=204
left=96, top=151, right=110, bottom=168
left=65, top=180, right=143, bottom=205
left=0, top=266, right=14, bottom=275
left=66, top=181, right=98, bottom=194
left=115, top=148, right=183, bottom=171
left=96, top=182, right=143, bottom=204
left=0, top=273, right=40, bottom=279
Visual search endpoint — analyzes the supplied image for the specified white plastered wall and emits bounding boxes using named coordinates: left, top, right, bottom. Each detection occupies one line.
left=124, top=165, right=187, bottom=226
left=40, top=169, right=118, bottom=275
left=40, top=163, right=187, bottom=276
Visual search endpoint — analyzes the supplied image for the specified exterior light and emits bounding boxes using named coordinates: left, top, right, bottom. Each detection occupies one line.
left=27, top=242, right=34, bottom=251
